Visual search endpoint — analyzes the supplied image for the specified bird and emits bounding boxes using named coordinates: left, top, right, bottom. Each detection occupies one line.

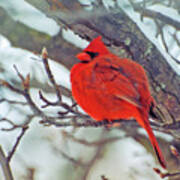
left=70, top=36, right=166, bottom=169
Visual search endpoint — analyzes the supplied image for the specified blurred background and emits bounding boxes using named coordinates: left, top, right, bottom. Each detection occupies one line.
left=0, top=0, right=180, bottom=180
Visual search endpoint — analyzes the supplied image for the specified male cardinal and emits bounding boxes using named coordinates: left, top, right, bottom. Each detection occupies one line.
left=70, top=36, right=166, bottom=169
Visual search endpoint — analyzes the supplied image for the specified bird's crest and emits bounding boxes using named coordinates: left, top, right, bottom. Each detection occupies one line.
left=83, top=36, right=109, bottom=55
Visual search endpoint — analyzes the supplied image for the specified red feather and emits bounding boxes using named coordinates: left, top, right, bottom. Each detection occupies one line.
left=71, top=36, right=166, bottom=169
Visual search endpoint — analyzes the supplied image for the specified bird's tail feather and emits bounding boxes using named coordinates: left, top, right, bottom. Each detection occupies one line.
left=139, top=117, right=166, bottom=169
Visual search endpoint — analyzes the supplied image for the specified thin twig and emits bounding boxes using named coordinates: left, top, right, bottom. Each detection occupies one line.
left=40, top=117, right=180, bottom=131
left=58, top=149, right=86, bottom=167
left=0, top=146, right=14, bottom=180
left=154, top=168, right=180, bottom=179
left=130, top=0, right=180, bottom=30
left=41, top=47, right=62, bottom=102
left=13, top=65, right=25, bottom=82
left=0, top=98, right=27, bottom=106
left=39, top=90, right=59, bottom=108
left=162, top=171, right=180, bottom=178
left=39, top=89, right=85, bottom=116
left=23, top=89, right=42, bottom=115
left=7, top=126, right=29, bottom=162
left=0, top=118, right=26, bottom=131
left=129, top=0, right=180, bottom=65
left=0, top=79, right=24, bottom=95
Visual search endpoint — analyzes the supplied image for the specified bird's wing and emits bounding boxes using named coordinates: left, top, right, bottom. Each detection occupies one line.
left=90, top=60, right=143, bottom=108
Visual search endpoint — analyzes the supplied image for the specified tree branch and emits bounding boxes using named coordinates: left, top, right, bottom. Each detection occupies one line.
left=0, top=146, right=14, bottom=180
left=7, top=126, right=29, bottom=162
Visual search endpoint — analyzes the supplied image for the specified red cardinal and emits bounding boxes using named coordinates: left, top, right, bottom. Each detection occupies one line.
left=70, top=36, right=166, bottom=169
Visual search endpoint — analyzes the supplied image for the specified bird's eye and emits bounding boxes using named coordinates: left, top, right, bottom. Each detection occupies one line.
left=85, top=51, right=99, bottom=59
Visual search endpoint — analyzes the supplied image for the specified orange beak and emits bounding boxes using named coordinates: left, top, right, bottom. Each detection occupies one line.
left=76, top=52, right=91, bottom=61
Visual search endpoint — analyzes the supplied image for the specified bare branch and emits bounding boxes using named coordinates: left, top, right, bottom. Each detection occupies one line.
left=57, top=149, right=86, bottom=167
left=129, top=0, right=180, bottom=65
left=0, top=80, right=24, bottom=95
left=39, top=90, right=58, bottom=108
left=0, top=98, right=27, bottom=106
left=154, top=168, right=180, bottom=179
left=1, top=1, right=180, bottom=178
left=0, top=146, right=14, bottom=180
left=130, top=0, right=180, bottom=30
left=0, top=118, right=26, bottom=131
left=40, top=117, right=180, bottom=135
left=7, top=126, right=29, bottom=162
left=41, top=47, right=62, bottom=102
left=13, top=65, right=25, bottom=82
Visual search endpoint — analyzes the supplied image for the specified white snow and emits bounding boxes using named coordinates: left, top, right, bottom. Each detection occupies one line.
left=0, top=0, right=176, bottom=179
left=0, top=0, right=60, bottom=36
left=118, top=0, right=180, bottom=74
left=62, top=29, right=89, bottom=49
left=88, top=137, right=164, bottom=180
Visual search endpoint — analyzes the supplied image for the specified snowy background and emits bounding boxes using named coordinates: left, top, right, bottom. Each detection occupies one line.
left=0, top=0, right=179, bottom=179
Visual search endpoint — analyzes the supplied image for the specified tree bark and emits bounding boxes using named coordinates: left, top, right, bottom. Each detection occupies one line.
left=1, top=1, right=180, bottom=136
left=25, top=1, right=180, bottom=138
